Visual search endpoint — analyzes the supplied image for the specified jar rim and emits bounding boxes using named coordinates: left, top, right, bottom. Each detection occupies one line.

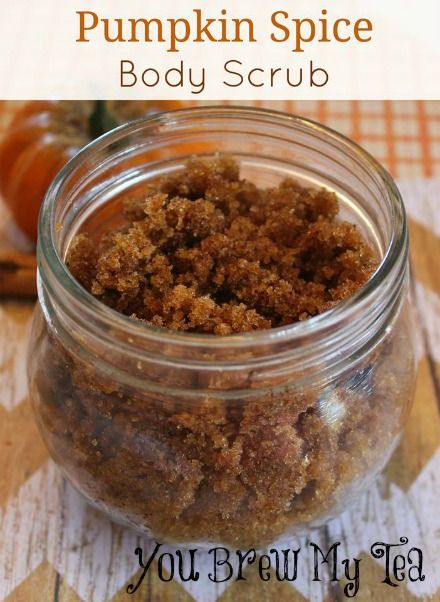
left=38, top=105, right=408, bottom=351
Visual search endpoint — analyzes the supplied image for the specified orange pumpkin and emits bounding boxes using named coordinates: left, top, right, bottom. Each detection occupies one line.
left=0, top=100, right=184, bottom=242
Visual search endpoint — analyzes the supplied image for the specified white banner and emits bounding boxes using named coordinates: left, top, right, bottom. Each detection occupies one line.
left=0, top=0, right=438, bottom=99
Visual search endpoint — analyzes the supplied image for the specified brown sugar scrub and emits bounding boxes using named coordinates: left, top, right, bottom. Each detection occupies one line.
left=67, top=155, right=377, bottom=333
left=29, top=143, right=415, bottom=548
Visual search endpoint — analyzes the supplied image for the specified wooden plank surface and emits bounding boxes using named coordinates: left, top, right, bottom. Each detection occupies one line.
left=0, top=101, right=439, bottom=602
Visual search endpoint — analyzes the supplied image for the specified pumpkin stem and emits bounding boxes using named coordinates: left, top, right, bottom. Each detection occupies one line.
left=89, top=100, right=119, bottom=139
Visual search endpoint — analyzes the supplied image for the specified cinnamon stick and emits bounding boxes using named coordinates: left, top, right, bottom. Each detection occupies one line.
left=0, top=250, right=37, bottom=297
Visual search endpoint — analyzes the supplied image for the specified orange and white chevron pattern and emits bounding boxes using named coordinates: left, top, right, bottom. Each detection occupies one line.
left=0, top=101, right=439, bottom=602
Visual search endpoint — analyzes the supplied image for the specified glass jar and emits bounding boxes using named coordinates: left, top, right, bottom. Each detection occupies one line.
left=28, top=107, right=415, bottom=548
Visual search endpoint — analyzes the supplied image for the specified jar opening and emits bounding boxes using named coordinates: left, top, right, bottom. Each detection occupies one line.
left=37, top=106, right=408, bottom=374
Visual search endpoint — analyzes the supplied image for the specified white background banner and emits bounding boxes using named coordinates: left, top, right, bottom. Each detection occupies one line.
left=0, top=0, right=438, bottom=99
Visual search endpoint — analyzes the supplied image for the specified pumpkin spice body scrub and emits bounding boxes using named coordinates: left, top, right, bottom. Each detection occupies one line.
left=28, top=108, right=416, bottom=547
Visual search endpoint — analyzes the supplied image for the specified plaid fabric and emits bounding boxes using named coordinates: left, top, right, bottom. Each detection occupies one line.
left=220, top=100, right=440, bottom=178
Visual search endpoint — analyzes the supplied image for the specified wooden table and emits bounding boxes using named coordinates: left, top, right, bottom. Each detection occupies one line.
left=0, top=101, right=439, bottom=602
